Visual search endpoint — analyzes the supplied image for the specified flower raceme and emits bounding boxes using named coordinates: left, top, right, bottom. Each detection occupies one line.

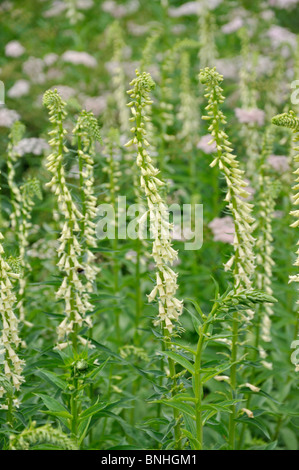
left=0, top=220, right=24, bottom=402
left=199, top=67, right=256, bottom=291
left=72, top=110, right=102, bottom=292
left=43, top=89, right=96, bottom=349
left=125, top=70, right=183, bottom=333
left=272, top=111, right=299, bottom=281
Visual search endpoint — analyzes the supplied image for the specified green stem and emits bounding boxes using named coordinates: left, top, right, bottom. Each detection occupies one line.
left=134, top=239, right=142, bottom=344
left=228, top=311, right=238, bottom=450
left=164, top=328, right=182, bottom=450
left=71, top=378, right=79, bottom=439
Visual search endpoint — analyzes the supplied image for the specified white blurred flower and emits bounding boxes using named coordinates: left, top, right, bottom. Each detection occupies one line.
left=168, top=1, right=200, bottom=17
left=0, top=108, right=20, bottom=127
left=102, top=0, right=139, bottom=18
left=13, top=138, right=50, bottom=156
left=83, top=95, right=107, bottom=116
left=267, top=25, right=297, bottom=48
left=269, top=0, right=299, bottom=9
left=169, top=0, right=222, bottom=17
left=62, top=50, right=97, bottom=68
left=43, top=1, right=66, bottom=17
left=7, top=80, right=30, bottom=98
left=53, top=85, right=76, bottom=100
left=23, top=57, right=45, bottom=84
left=214, top=58, right=239, bottom=79
left=43, top=53, right=59, bottom=66
left=222, top=17, right=243, bottom=34
left=5, top=40, right=25, bottom=58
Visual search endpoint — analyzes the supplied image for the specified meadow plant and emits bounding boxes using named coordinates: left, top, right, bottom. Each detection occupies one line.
left=43, top=90, right=94, bottom=351
left=199, top=67, right=256, bottom=448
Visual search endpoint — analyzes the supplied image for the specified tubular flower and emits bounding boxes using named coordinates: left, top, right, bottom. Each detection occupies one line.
left=272, top=111, right=299, bottom=317
left=125, top=70, right=183, bottom=333
left=43, top=90, right=93, bottom=348
left=72, top=110, right=102, bottom=292
left=199, top=67, right=255, bottom=290
left=0, top=227, right=24, bottom=401
left=254, top=129, right=278, bottom=343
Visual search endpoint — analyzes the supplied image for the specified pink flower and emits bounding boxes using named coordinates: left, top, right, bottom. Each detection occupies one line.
left=235, top=108, right=265, bottom=126
left=269, top=0, right=299, bottom=9
left=222, top=17, right=243, bottom=34
left=209, top=216, right=235, bottom=244
left=197, top=134, right=217, bottom=154
left=267, top=25, right=297, bottom=48
left=268, top=155, right=290, bottom=173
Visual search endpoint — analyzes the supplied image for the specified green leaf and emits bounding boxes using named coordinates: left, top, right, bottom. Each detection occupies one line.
left=161, top=351, right=195, bottom=375
left=155, top=399, right=195, bottom=419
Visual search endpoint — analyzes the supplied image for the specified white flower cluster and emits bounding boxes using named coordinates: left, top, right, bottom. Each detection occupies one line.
left=7, top=121, right=26, bottom=230
left=73, top=110, right=102, bottom=292
left=0, top=108, right=20, bottom=128
left=103, top=128, right=121, bottom=204
left=178, top=51, right=200, bottom=149
left=0, top=229, right=24, bottom=399
left=5, top=40, right=25, bottom=58
left=61, top=50, right=97, bottom=68
left=13, top=137, right=49, bottom=156
left=199, top=67, right=255, bottom=290
left=255, top=176, right=277, bottom=343
left=43, top=90, right=94, bottom=349
left=107, top=22, right=130, bottom=134
left=126, top=70, right=183, bottom=333
left=8, top=80, right=30, bottom=99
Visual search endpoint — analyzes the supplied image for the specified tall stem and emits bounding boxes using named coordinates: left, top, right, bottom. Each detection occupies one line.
left=164, top=327, right=182, bottom=450
left=228, top=311, right=238, bottom=449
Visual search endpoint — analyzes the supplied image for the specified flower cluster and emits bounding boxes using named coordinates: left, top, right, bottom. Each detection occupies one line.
left=199, top=67, right=255, bottom=290
left=178, top=51, right=200, bottom=148
left=0, top=216, right=24, bottom=402
left=272, top=111, right=299, bottom=309
left=107, top=22, right=130, bottom=134
left=7, top=121, right=26, bottom=230
left=103, top=128, right=121, bottom=204
left=9, top=422, right=78, bottom=450
left=125, top=70, right=183, bottom=333
left=254, top=130, right=279, bottom=344
left=72, top=110, right=102, bottom=292
left=43, top=89, right=93, bottom=349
